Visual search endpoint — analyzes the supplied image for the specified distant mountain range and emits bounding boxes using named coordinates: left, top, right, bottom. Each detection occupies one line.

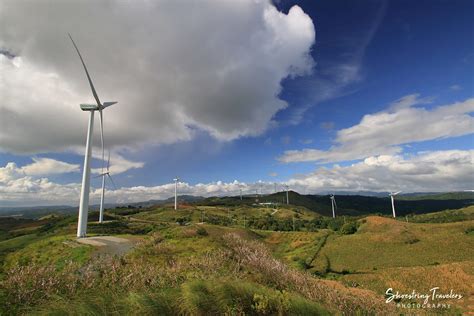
left=0, top=195, right=204, bottom=218
left=1, top=191, right=472, bottom=218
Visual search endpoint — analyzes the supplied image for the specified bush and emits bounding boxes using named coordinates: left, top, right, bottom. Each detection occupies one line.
left=340, top=221, right=358, bottom=235
left=196, top=227, right=208, bottom=236
left=176, top=217, right=191, bottom=226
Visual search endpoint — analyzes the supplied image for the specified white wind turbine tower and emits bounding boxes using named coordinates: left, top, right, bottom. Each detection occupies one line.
left=284, top=185, right=289, bottom=205
left=330, top=194, right=337, bottom=218
left=174, top=177, right=180, bottom=210
left=69, top=34, right=117, bottom=238
left=96, top=151, right=117, bottom=223
left=389, top=191, right=401, bottom=218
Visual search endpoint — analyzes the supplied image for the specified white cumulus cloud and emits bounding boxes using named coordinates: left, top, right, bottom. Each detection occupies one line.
left=0, top=0, right=315, bottom=155
left=2, top=150, right=472, bottom=206
left=20, top=157, right=80, bottom=176
left=279, top=95, right=474, bottom=163
left=286, top=150, right=474, bottom=193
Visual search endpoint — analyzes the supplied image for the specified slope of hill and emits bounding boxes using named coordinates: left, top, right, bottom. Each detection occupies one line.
left=0, top=199, right=472, bottom=314
left=0, top=206, right=394, bottom=315
left=266, top=215, right=474, bottom=313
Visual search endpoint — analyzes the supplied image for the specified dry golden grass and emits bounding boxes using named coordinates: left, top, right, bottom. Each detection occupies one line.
left=223, top=232, right=397, bottom=314
left=342, top=261, right=474, bottom=312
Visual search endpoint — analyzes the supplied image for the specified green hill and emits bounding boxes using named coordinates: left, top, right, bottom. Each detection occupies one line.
left=241, top=191, right=474, bottom=217
left=0, top=200, right=472, bottom=314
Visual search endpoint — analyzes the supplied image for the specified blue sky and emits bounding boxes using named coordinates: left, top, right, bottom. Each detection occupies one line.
left=0, top=0, right=473, bottom=206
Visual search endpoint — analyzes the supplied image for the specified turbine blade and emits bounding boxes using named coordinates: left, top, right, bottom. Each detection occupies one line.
left=102, top=101, right=117, bottom=109
left=394, top=191, right=402, bottom=195
left=93, top=173, right=105, bottom=178
left=107, top=150, right=111, bottom=171
left=333, top=199, right=337, bottom=210
left=107, top=173, right=117, bottom=190
left=68, top=33, right=102, bottom=107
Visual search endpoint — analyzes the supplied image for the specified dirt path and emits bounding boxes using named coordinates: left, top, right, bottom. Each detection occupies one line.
left=76, top=236, right=134, bottom=256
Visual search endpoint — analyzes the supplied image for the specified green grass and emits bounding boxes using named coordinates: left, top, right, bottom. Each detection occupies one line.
left=262, top=230, right=329, bottom=269
left=3, top=235, right=93, bottom=270
left=33, top=279, right=329, bottom=316
left=179, top=279, right=329, bottom=315
left=2, top=204, right=473, bottom=314
left=131, top=204, right=320, bottom=227
left=0, top=233, right=42, bottom=271
left=313, top=217, right=474, bottom=271
left=405, top=205, right=474, bottom=223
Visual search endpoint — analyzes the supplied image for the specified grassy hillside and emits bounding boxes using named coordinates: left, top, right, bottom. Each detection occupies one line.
left=0, top=201, right=472, bottom=314
left=267, top=215, right=474, bottom=313
left=406, top=205, right=474, bottom=223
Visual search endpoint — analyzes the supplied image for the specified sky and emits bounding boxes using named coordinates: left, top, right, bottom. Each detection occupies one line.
left=0, top=0, right=473, bottom=206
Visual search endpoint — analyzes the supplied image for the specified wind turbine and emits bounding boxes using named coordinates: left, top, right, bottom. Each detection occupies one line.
left=174, top=177, right=180, bottom=210
left=284, top=185, right=289, bottom=205
left=329, top=194, right=337, bottom=218
left=95, top=151, right=117, bottom=223
left=69, top=34, right=117, bottom=238
left=389, top=191, right=401, bottom=218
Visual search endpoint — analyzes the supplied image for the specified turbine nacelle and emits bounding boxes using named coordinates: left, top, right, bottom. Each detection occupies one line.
left=80, top=102, right=117, bottom=111
left=80, top=103, right=99, bottom=111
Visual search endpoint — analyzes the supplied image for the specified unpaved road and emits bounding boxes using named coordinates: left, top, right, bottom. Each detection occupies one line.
left=77, top=236, right=134, bottom=256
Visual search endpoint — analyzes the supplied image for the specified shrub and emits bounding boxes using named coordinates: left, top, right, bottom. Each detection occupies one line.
left=176, top=217, right=191, bottom=226
left=340, top=221, right=358, bottom=235
left=405, top=237, right=420, bottom=244
left=196, top=227, right=208, bottom=236
left=465, top=227, right=474, bottom=235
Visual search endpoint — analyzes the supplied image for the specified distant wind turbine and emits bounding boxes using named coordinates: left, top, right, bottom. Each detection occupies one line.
left=389, top=191, right=401, bottom=218
left=330, top=194, right=337, bottom=218
left=95, top=151, right=117, bottom=223
left=284, top=185, right=289, bottom=205
left=174, top=177, right=180, bottom=210
left=69, top=34, right=117, bottom=238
